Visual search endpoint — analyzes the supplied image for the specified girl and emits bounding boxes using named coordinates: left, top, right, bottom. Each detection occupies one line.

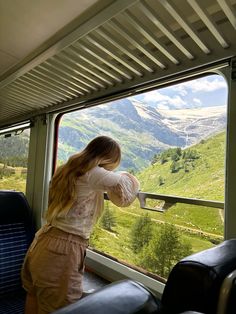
left=21, top=135, right=140, bottom=314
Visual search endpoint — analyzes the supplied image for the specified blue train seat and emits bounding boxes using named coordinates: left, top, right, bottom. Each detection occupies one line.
left=0, top=190, right=35, bottom=314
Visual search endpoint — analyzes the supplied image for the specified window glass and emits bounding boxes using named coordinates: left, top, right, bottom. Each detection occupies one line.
left=0, top=129, right=29, bottom=193
left=57, top=74, right=227, bottom=279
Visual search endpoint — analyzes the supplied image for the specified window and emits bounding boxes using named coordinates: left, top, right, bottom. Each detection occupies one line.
left=57, top=74, right=227, bottom=279
left=0, top=128, right=30, bottom=193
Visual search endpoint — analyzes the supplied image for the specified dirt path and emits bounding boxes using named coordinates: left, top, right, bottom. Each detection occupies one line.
left=219, top=208, right=224, bottom=223
left=117, top=207, right=223, bottom=240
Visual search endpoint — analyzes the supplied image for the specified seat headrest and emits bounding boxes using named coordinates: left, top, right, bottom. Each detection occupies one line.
left=0, top=190, right=32, bottom=224
left=161, top=239, right=236, bottom=314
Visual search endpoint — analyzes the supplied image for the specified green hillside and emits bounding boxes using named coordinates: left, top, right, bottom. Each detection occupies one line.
left=138, top=131, right=225, bottom=201
left=0, top=164, right=27, bottom=191
left=116, top=132, right=225, bottom=234
left=91, top=132, right=225, bottom=277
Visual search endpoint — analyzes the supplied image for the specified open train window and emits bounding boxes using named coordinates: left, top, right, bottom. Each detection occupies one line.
left=56, top=74, right=227, bottom=279
left=0, top=124, right=30, bottom=193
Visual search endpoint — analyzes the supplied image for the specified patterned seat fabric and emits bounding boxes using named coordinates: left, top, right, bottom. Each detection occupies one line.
left=0, top=190, right=35, bottom=314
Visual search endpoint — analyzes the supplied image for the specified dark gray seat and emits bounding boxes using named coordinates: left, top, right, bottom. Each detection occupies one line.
left=180, top=312, right=204, bottom=314
left=161, top=239, right=236, bottom=314
left=217, top=268, right=236, bottom=314
left=52, top=279, right=160, bottom=314
left=0, top=190, right=35, bottom=314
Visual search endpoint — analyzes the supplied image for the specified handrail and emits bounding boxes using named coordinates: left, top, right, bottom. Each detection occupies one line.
left=105, top=192, right=224, bottom=212
left=137, top=192, right=224, bottom=212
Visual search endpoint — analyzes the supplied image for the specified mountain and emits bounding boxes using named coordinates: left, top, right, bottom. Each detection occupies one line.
left=157, top=106, right=226, bottom=147
left=0, top=98, right=226, bottom=171
left=0, top=132, right=29, bottom=167
left=58, top=98, right=226, bottom=170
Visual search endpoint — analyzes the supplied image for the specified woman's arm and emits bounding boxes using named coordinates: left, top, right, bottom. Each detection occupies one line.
left=107, top=172, right=140, bottom=207
left=87, top=167, right=140, bottom=207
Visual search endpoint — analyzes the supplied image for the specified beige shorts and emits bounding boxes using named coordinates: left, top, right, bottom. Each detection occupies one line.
left=21, top=227, right=88, bottom=314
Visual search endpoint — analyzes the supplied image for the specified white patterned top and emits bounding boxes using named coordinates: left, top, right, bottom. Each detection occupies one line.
left=50, top=166, right=140, bottom=239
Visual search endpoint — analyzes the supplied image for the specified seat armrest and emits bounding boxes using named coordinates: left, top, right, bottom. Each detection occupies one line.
left=217, top=269, right=236, bottom=314
left=52, top=279, right=160, bottom=314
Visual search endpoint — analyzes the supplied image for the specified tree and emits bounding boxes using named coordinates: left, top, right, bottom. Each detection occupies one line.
left=0, top=165, right=13, bottom=178
left=170, top=161, right=179, bottom=173
left=130, top=214, right=153, bottom=253
left=140, top=223, right=192, bottom=278
left=127, top=168, right=136, bottom=175
left=160, top=152, right=168, bottom=164
left=176, top=147, right=182, bottom=156
left=171, top=153, right=180, bottom=161
left=151, top=154, right=159, bottom=165
left=99, top=203, right=116, bottom=231
left=183, top=149, right=200, bottom=161
left=184, top=162, right=190, bottom=172
left=158, top=176, right=165, bottom=186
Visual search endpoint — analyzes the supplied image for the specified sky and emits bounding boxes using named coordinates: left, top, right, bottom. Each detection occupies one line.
left=131, top=74, right=228, bottom=110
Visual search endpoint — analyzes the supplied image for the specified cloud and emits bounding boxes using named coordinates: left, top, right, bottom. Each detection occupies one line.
left=143, top=91, right=187, bottom=109
left=157, top=104, right=171, bottom=110
left=172, top=85, right=188, bottom=96
left=193, top=98, right=202, bottom=105
left=132, top=75, right=227, bottom=110
left=177, top=77, right=227, bottom=93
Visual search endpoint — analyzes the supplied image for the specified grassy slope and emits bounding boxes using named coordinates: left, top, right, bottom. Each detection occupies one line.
left=91, top=132, right=225, bottom=261
left=0, top=164, right=26, bottom=192
left=0, top=176, right=26, bottom=192
left=138, top=132, right=225, bottom=200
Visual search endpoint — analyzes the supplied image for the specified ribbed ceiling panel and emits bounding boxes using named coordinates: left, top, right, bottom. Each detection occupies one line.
left=0, top=0, right=236, bottom=127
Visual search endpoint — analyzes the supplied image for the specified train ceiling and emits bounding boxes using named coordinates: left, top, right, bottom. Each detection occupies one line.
left=0, top=0, right=236, bottom=128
